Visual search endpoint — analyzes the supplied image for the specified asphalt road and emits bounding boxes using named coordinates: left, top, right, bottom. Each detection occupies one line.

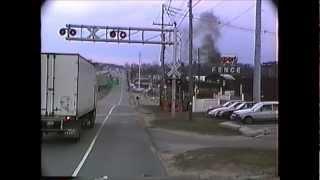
left=42, top=72, right=165, bottom=179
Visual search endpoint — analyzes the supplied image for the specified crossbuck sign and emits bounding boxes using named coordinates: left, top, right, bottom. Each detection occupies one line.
left=167, top=62, right=181, bottom=78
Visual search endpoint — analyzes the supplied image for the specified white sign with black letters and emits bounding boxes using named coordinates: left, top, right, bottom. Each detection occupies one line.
left=211, top=66, right=241, bottom=74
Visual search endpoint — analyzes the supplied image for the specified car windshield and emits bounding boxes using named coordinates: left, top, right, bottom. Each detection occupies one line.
left=234, top=103, right=245, bottom=109
left=226, top=102, right=236, bottom=107
left=222, top=101, right=232, bottom=107
left=251, top=103, right=262, bottom=111
left=246, top=103, right=255, bottom=108
left=229, top=102, right=241, bottom=108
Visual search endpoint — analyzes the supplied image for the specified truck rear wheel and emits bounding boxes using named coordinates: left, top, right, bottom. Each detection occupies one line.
left=88, top=109, right=96, bottom=129
left=81, top=110, right=96, bottom=129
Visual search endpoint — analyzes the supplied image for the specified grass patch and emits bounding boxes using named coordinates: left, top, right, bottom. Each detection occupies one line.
left=173, top=147, right=276, bottom=174
left=144, top=105, right=239, bottom=136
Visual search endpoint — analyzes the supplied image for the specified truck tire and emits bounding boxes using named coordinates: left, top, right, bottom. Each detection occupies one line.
left=81, top=113, right=92, bottom=129
left=81, top=116, right=88, bottom=128
left=88, top=109, right=96, bottom=129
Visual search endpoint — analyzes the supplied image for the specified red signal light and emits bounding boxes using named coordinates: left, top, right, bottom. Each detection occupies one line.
left=110, top=31, right=116, bottom=38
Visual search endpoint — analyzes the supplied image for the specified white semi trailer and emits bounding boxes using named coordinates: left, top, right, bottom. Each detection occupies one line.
left=41, top=53, right=97, bottom=141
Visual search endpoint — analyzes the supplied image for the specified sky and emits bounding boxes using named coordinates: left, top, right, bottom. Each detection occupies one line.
left=41, top=0, right=277, bottom=66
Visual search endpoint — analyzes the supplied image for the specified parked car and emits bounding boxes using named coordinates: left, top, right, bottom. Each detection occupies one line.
left=206, top=100, right=240, bottom=114
left=230, top=101, right=278, bottom=124
left=208, top=101, right=243, bottom=118
left=217, top=102, right=256, bottom=119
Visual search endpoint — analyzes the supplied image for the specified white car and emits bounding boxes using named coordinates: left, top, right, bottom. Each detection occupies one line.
left=206, top=100, right=241, bottom=114
left=216, top=102, right=256, bottom=119
left=208, top=101, right=243, bottom=118
left=230, top=101, right=278, bottom=124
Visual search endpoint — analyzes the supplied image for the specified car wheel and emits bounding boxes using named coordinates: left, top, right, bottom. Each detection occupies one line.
left=243, top=117, right=253, bottom=124
left=225, top=113, right=231, bottom=119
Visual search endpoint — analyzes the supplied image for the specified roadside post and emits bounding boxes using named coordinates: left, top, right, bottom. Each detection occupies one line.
left=167, top=22, right=180, bottom=118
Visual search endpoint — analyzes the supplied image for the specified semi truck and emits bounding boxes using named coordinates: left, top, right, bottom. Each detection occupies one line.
left=41, top=53, right=97, bottom=141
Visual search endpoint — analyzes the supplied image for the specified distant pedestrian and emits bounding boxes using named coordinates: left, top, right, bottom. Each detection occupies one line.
left=136, top=96, right=140, bottom=105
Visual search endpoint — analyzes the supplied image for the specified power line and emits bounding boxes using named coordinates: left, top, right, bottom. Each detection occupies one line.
left=193, top=14, right=274, bottom=34
left=177, top=10, right=188, bottom=28
left=174, top=1, right=275, bottom=34
left=192, top=15, right=275, bottom=34
left=178, top=0, right=188, bottom=10
left=165, top=6, right=176, bottom=23
left=192, top=0, right=202, bottom=8
left=176, top=0, right=202, bottom=28
left=193, top=0, right=224, bottom=15
left=224, top=4, right=255, bottom=25
left=176, top=0, right=221, bottom=29
left=167, top=0, right=172, bottom=10
left=209, top=0, right=225, bottom=11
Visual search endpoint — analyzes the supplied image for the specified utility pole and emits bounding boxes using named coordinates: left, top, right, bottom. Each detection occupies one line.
left=253, top=0, right=261, bottom=102
left=160, top=4, right=165, bottom=107
left=155, top=4, right=173, bottom=107
left=188, top=0, right=193, bottom=121
left=153, top=4, right=174, bottom=108
left=275, top=8, right=279, bottom=177
left=197, top=48, right=200, bottom=89
left=171, top=23, right=177, bottom=118
left=138, top=52, right=141, bottom=89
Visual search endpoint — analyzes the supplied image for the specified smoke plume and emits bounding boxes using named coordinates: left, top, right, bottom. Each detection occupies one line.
left=180, top=11, right=221, bottom=65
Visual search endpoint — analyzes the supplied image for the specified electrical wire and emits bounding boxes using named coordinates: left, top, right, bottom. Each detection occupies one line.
left=175, top=11, right=275, bottom=34
left=224, top=4, right=255, bottom=26
left=177, top=0, right=213, bottom=29
left=177, top=9, right=189, bottom=28
left=192, top=0, right=202, bottom=8
left=178, top=0, right=188, bottom=10
left=167, top=0, right=172, bottom=10
left=174, top=1, right=275, bottom=34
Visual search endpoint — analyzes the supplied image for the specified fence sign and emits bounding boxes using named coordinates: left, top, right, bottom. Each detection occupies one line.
left=211, top=66, right=241, bottom=74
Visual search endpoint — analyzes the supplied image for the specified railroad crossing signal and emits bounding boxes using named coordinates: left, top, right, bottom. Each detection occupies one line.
left=59, top=23, right=178, bottom=117
left=59, top=24, right=174, bottom=45
left=167, top=62, right=181, bottom=78
left=87, top=27, right=100, bottom=40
